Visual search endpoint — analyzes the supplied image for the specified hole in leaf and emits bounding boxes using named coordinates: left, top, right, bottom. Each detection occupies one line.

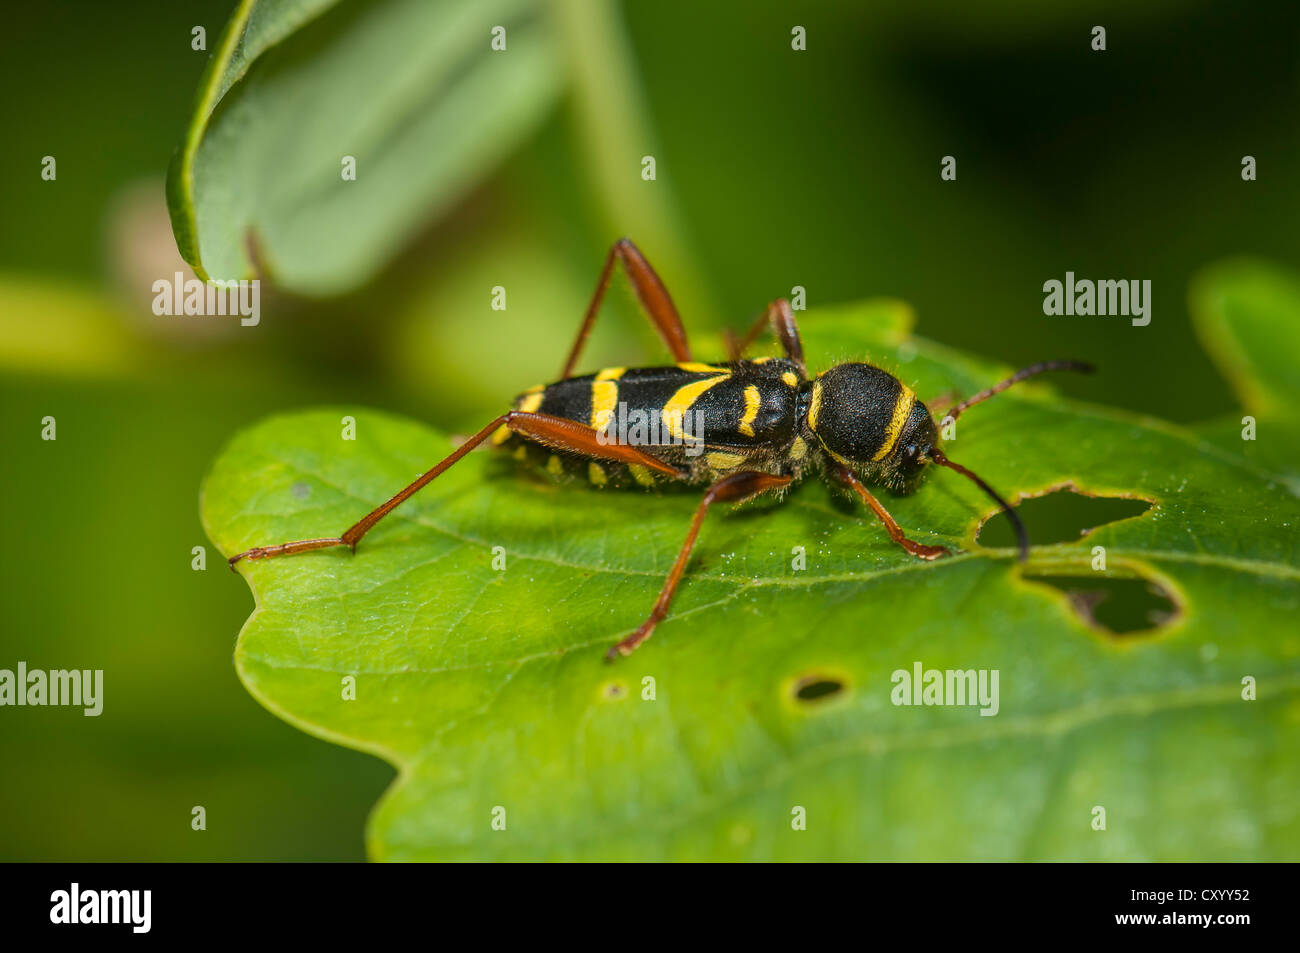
left=793, top=676, right=846, bottom=703
left=979, top=486, right=1152, bottom=548
left=1024, top=573, right=1179, bottom=635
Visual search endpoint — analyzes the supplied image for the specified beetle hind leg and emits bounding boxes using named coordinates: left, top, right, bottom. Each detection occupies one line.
left=559, top=238, right=693, bottom=380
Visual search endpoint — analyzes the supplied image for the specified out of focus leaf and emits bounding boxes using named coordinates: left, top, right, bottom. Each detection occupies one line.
left=0, top=278, right=142, bottom=377
left=167, top=0, right=564, bottom=294
left=1191, top=259, right=1300, bottom=488
left=1192, top=258, right=1300, bottom=418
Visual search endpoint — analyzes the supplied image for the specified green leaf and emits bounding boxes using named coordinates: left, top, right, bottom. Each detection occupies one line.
left=0, top=277, right=144, bottom=378
left=167, top=0, right=563, bottom=294
left=204, top=301, right=1300, bottom=860
left=1191, top=259, right=1300, bottom=490
left=1192, top=258, right=1300, bottom=419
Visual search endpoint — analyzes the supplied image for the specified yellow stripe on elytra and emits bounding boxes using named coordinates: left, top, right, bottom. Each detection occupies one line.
left=738, top=385, right=761, bottom=437
left=663, top=373, right=730, bottom=440
left=495, top=388, right=545, bottom=445
left=871, top=385, right=916, bottom=462
left=590, top=366, right=625, bottom=430
left=790, top=436, right=807, bottom=460
left=706, top=451, right=746, bottom=471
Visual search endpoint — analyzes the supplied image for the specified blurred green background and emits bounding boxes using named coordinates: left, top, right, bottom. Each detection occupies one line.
left=1, top=0, right=1296, bottom=860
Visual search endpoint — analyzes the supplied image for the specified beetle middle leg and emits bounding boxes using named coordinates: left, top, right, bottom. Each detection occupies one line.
left=607, top=470, right=793, bottom=659
left=833, top=464, right=950, bottom=560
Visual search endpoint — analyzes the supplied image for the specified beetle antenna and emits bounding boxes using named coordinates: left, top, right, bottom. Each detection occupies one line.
left=947, top=359, right=1093, bottom=421
left=928, top=448, right=1029, bottom=562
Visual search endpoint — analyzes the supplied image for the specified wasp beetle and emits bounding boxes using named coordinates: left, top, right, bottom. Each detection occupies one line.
left=230, top=239, right=1091, bottom=658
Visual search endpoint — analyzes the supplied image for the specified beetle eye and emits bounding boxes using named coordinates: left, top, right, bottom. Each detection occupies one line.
left=898, top=443, right=927, bottom=476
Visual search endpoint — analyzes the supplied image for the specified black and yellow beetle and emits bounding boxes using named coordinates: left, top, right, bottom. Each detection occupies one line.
left=230, top=239, right=1091, bottom=658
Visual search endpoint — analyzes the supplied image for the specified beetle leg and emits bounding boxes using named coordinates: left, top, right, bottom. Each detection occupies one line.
left=607, top=470, right=793, bottom=659
left=228, top=412, right=687, bottom=568
left=559, top=238, right=693, bottom=380
left=833, top=464, right=950, bottom=560
left=728, top=298, right=807, bottom=377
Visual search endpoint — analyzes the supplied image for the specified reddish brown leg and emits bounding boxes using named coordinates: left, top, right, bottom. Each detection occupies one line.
left=229, top=412, right=687, bottom=568
left=834, top=464, right=950, bottom=560
left=506, top=413, right=686, bottom=477
left=606, top=470, right=793, bottom=659
left=559, top=238, right=692, bottom=380
left=726, top=298, right=807, bottom=377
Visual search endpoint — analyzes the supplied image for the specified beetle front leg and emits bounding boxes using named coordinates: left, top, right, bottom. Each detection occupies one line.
left=833, top=464, right=950, bottom=560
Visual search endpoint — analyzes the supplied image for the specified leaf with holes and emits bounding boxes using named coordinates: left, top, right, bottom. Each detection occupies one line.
left=167, top=0, right=563, bottom=295
left=205, top=300, right=1300, bottom=860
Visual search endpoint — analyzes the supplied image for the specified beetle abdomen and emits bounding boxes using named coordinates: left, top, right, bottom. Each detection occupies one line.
left=495, top=359, right=807, bottom=486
